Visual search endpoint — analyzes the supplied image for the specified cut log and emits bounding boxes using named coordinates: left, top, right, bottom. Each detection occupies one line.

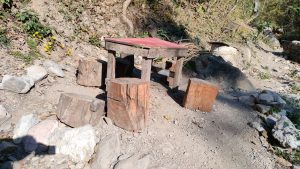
left=107, top=78, right=150, bottom=131
left=183, top=78, right=219, bottom=112
left=77, top=58, right=105, bottom=87
left=56, top=93, right=105, bottom=127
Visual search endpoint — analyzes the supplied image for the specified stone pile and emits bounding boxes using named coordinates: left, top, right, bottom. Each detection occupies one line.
left=0, top=60, right=64, bottom=94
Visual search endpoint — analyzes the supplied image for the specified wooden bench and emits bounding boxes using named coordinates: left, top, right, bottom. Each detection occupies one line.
left=104, top=37, right=188, bottom=88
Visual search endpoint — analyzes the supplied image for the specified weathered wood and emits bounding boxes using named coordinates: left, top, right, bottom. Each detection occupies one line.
left=56, top=93, right=106, bottom=127
left=106, top=50, right=116, bottom=91
left=105, top=42, right=149, bottom=57
left=166, top=60, right=176, bottom=87
left=105, top=42, right=188, bottom=58
left=141, top=58, right=152, bottom=81
left=107, top=78, right=150, bottom=131
left=173, top=57, right=184, bottom=87
left=77, top=58, right=103, bottom=87
left=183, top=78, right=219, bottom=112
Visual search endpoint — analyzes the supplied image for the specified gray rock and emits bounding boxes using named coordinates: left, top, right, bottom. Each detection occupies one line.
left=249, top=121, right=265, bottom=133
left=258, top=93, right=274, bottom=105
left=255, top=104, right=271, bottom=114
left=272, top=116, right=300, bottom=150
left=13, top=114, right=39, bottom=144
left=294, top=165, right=300, bottom=169
left=0, top=161, right=12, bottom=169
left=49, top=125, right=96, bottom=163
left=114, top=154, right=151, bottom=169
left=26, top=65, right=48, bottom=83
left=43, top=60, right=64, bottom=77
left=91, top=134, right=120, bottom=169
left=0, top=141, right=17, bottom=154
left=0, top=75, right=34, bottom=93
left=238, top=95, right=255, bottom=106
left=265, top=115, right=278, bottom=128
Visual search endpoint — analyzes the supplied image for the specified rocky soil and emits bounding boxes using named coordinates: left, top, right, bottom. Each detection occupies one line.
left=1, top=1, right=300, bottom=169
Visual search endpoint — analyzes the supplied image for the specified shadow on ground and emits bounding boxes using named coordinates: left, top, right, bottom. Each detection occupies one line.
left=0, top=136, right=55, bottom=168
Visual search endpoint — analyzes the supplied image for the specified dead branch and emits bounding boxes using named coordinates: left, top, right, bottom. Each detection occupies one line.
left=122, top=0, right=134, bottom=36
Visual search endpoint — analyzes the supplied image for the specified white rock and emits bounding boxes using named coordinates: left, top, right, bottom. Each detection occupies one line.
left=49, top=125, right=96, bottom=163
left=114, top=154, right=151, bottom=169
left=13, top=114, right=39, bottom=144
left=43, top=60, right=65, bottom=77
left=23, top=119, right=59, bottom=152
left=91, top=134, right=120, bottom=169
left=0, top=75, right=34, bottom=93
left=26, top=65, right=48, bottom=83
left=212, top=46, right=239, bottom=67
left=272, top=116, right=300, bottom=150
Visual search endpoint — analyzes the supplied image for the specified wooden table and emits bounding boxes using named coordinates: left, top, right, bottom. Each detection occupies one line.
left=104, top=37, right=188, bottom=88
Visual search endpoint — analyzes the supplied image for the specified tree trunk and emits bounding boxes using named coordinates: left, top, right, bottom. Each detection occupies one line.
left=107, top=78, right=150, bottom=131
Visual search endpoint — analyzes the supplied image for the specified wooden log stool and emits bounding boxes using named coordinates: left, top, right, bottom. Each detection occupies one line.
left=56, top=93, right=106, bottom=127
left=107, top=78, right=150, bottom=131
left=183, top=78, right=219, bottom=112
left=77, top=58, right=106, bottom=87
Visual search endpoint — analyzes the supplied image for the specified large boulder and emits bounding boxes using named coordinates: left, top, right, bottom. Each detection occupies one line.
left=26, top=65, right=48, bottom=83
left=272, top=116, right=300, bottom=150
left=43, top=60, right=65, bottom=77
left=257, top=90, right=286, bottom=108
left=0, top=75, right=34, bottom=93
left=13, top=114, right=39, bottom=144
left=23, top=119, right=59, bottom=153
left=91, top=134, right=121, bottom=169
left=49, top=125, right=97, bottom=163
left=212, top=46, right=239, bottom=67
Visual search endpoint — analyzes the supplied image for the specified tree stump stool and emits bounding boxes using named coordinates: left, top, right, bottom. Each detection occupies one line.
left=107, top=78, right=150, bottom=131
left=56, top=93, right=106, bottom=127
left=77, top=58, right=106, bottom=87
left=183, top=78, right=219, bottom=112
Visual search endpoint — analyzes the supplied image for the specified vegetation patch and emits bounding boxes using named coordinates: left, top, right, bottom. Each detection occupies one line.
left=9, top=50, right=41, bottom=64
left=275, top=147, right=300, bottom=165
left=0, top=28, right=10, bottom=47
left=16, top=10, right=52, bottom=38
left=259, top=71, right=271, bottom=80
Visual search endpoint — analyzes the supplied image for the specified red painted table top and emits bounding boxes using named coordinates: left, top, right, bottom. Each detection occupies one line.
left=105, top=37, right=187, bottom=49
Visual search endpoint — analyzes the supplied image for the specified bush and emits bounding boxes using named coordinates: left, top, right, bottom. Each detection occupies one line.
left=16, top=10, right=52, bottom=38
left=0, top=28, right=10, bottom=47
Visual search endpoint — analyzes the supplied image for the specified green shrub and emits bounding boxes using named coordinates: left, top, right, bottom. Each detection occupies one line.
left=0, top=28, right=10, bottom=47
left=88, top=36, right=102, bottom=48
left=9, top=50, right=41, bottom=64
left=16, top=10, right=52, bottom=38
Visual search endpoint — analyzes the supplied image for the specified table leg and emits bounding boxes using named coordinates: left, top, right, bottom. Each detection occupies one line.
left=173, top=57, right=184, bottom=88
left=106, top=50, right=116, bottom=90
left=141, top=57, right=152, bottom=82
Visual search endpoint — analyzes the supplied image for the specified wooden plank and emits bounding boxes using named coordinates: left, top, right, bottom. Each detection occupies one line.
left=105, top=41, right=149, bottom=56
left=149, top=48, right=188, bottom=58
left=173, top=57, right=184, bottom=87
left=106, top=50, right=116, bottom=89
left=141, top=57, right=152, bottom=82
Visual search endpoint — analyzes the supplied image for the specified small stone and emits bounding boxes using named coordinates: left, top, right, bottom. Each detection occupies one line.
left=114, top=154, right=151, bottom=169
left=49, top=125, right=96, bottom=163
left=0, top=141, right=17, bottom=154
left=265, top=115, right=278, bottom=128
left=259, top=136, right=269, bottom=148
left=13, top=114, right=39, bottom=144
left=255, top=104, right=271, bottom=114
left=26, top=65, right=48, bottom=83
left=43, top=60, right=64, bottom=77
left=91, top=134, right=120, bottom=169
left=0, top=75, right=34, bottom=93
left=249, top=121, right=265, bottom=133
left=23, top=119, right=59, bottom=153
